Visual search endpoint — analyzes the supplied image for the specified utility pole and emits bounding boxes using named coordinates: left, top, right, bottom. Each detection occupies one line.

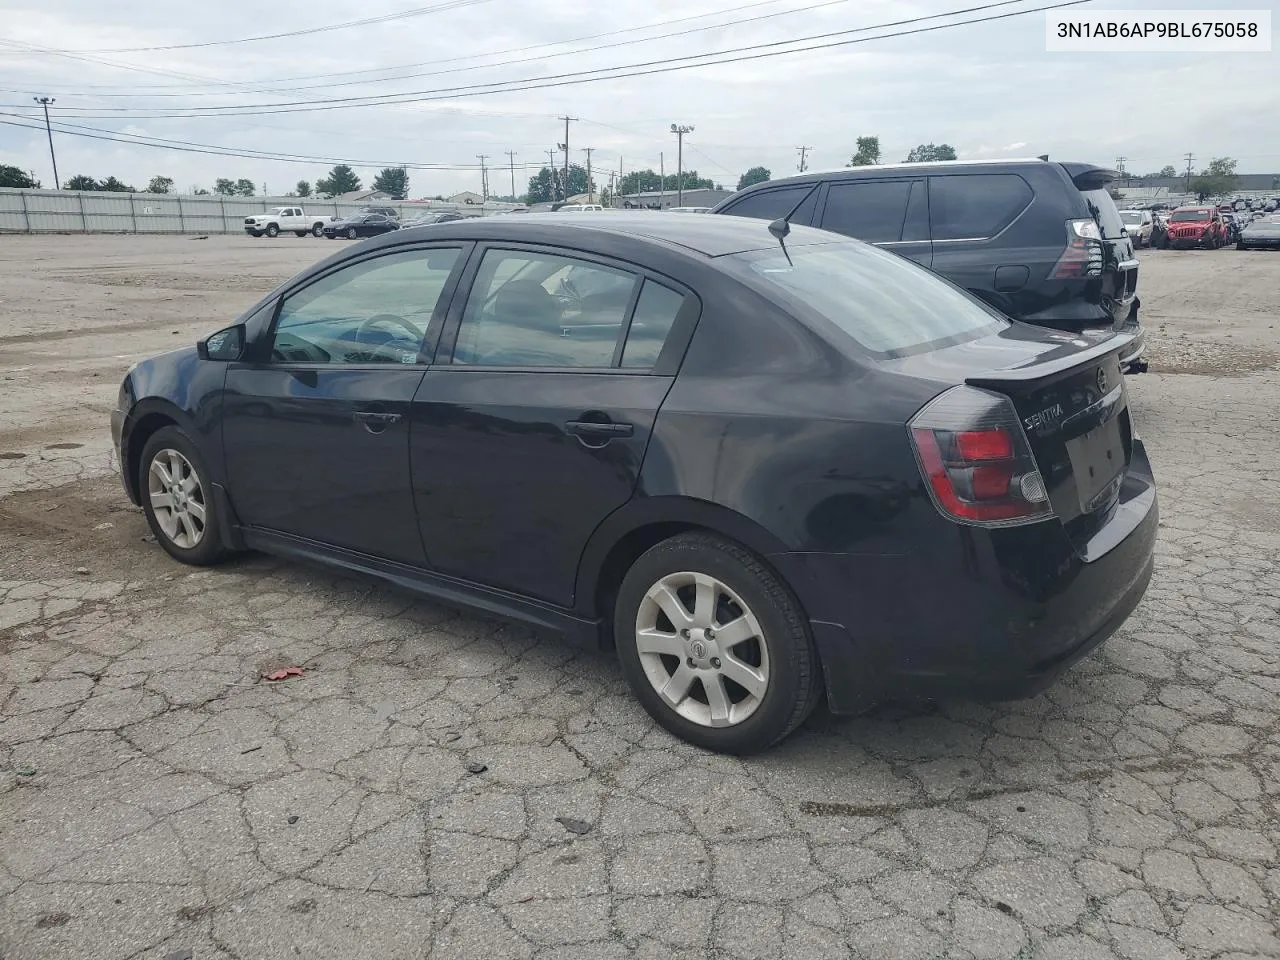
left=505, top=151, right=517, bottom=201
left=581, top=147, right=594, bottom=203
left=670, top=124, right=693, bottom=207
left=476, top=154, right=489, bottom=201
left=618, top=154, right=623, bottom=207
left=796, top=145, right=812, bottom=173
left=659, top=152, right=665, bottom=208
left=547, top=149, right=560, bottom=201
left=1114, top=156, right=1126, bottom=177
left=558, top=116, right=577, bottom=201
left=1184, top=153, right=1195, bottom=194
left=33, top=97, right=59, bottom=189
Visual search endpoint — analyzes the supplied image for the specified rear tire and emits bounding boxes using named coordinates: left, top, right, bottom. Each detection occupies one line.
left=312, top=223, right=324, bottom=237
left=139, top=426, right=229, bottom=567
left=614, top=533, right=821, bottom=754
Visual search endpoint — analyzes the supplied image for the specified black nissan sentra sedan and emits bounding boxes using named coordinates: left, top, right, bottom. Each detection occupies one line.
left=111, top=213, right=1157, bottom=753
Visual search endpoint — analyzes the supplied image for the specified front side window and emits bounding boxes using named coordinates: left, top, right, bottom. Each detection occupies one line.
left=271, top=248, right=461, bottom=364
left=725, top=240, right=1005, bottom=358
left=452, top=249, right=639, bottom=367
left=721, top=185, right=818, bottom=224
left=820, top=180, right=915, bottom=243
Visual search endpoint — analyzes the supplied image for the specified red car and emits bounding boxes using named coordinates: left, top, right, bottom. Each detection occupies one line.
left=1165, top=206, right=1226, bottom=249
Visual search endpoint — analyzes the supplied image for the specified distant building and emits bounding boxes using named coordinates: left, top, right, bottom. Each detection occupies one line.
left=617, top=187, right=734, bottom=210
left=449, top=191, right=486, bottom=205
left=339, top=189, right=398, bottom=202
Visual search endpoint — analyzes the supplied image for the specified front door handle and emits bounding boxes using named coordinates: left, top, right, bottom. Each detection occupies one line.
left=565, top=418, right=634, bottom=446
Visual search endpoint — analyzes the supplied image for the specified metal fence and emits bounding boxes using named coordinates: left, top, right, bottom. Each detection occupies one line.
left=0, top=189, right=502, bottom=234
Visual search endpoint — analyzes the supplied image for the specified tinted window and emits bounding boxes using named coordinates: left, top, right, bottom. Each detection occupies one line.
left=1079, top=187, right=1127, bottom=240
left=272, top=248, right=461, bottom=365
left=725, top=241, right=1005, bottom=357
left=929, top=174, right=1033, bottom=241
left=820, top=180, right=913, bottom=243
left=621, top=280, right=684, bottom=368
left=722, top=185, right=817, bottom=223
left=452, top=249, right=638, bottom=367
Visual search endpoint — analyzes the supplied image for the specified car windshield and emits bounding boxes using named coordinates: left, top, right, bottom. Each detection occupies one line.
left=1170, top=210, right=1210, bottom=222
left=1119, top=211, right=1145, bottom=224
left=724, top=240, right=1006, bottom=358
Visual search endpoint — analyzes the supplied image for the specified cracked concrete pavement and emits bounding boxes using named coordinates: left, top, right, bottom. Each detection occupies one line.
left=1, top=235, right=1278, bottom=959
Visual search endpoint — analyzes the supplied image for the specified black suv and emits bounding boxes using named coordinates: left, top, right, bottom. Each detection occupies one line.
left=711, top=159, right=1146, bottom=372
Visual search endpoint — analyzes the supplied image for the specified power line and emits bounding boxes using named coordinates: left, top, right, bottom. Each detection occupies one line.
left=4, top=0, right=855, bottom=101
left=61, top=0, right=496, bottom=53
left=0, top=114, right=550, bottom=171
left=0, top=0, right=1091, bottom=121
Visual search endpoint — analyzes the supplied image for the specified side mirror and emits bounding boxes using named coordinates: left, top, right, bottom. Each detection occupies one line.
left=198, top=324, right=246, bottom=362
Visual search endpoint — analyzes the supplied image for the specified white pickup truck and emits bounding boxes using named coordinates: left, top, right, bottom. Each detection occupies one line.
left=243, top=207, right=333, bottom=238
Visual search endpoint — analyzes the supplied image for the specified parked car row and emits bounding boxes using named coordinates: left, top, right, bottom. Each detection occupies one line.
left=246, top=206, right=472, bottom=238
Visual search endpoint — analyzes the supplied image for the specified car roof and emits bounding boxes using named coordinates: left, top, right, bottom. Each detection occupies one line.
left=389, top=211, right=832, bottom=257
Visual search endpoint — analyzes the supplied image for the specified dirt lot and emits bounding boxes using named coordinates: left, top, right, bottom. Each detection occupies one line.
left=2, top=234, right=1278, bottom=960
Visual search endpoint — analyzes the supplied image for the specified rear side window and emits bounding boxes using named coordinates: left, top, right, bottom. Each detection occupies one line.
left=721, top=185, right=817, bottom=223
left=929, top=174, right=1032, bottom=241
left=726, top=241, right=1005, bottom=358
left=819, top=180, right=918, bottom=243
left=621, top=280, right=684, bottom=368
left=1079, top=188, right=1127, bottom=240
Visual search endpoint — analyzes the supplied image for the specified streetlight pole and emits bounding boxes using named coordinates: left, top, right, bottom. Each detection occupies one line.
left=33, top=97, right=59, bottom=189
left=670, top=124, right=693, bottom=207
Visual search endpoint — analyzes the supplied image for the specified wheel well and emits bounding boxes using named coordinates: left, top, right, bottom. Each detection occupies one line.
left=590, top=521, right=706, bottom=647
left=125, top=412, right=177, bottom=498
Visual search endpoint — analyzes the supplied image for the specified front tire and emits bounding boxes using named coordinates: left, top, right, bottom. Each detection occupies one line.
left=614, top=533, right=821, bottom=754
left=265, top=223, right=280, bottom=238
left=346, top=227, right=358, bottom=239
left=312, top=223, right=324, bottom=237
left=139, top=427, right=228, bottom=567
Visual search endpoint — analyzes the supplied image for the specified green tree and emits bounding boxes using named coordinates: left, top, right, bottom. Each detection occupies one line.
left=214, top=178, right=238, bottom=196
left=618, top=169, right=663, bottom=196
left=526, top=167, right=558, bottom=203
left=848, top=136, right=881, bottom=166
left=1158, top=165, right=1178, bottom=178
left=737, top=166, right=771, bottom=190
left=904, top=143, right=957, bottom=163
left=295, top=180, right=312, bottom=197
left=234, top=178, right=255, bottom=197
left=193, top=187, right=210, bottom=195
left=315, top=164, right=361, bottom=197
left=1189, top=157, right=1238, bottom=201
left=373, top=167, right=409, bottom=199
left=64, top=174, right=98, bottom=190
left=146, top=176, right=173, bottom=194
left=99, top=176, right=136, bottom=192
left=0, top=165, right=39, bottom=188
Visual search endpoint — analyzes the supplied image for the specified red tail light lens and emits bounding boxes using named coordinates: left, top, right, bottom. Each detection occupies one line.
left=908, top=386, right=1052, bottom=527
left=1049, top=218, right=1104, bottom=279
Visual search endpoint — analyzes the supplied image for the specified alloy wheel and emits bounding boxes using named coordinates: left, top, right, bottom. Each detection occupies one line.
left=634, top=571, right=770, bottom=728
left=147, top=448, right=207, bottom=549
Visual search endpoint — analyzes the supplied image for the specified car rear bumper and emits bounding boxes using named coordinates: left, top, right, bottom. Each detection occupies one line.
left=773, top=440, right=1158, bottom=714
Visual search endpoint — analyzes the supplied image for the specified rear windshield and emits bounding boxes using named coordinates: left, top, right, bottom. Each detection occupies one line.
left=1170, top=209, right=1211, bottom=222
left=1119, top=211, right=1145, bottom=223
left=1079, top=188, right=1128, bottom=240
left=724, top=240, right=1006, bottom=358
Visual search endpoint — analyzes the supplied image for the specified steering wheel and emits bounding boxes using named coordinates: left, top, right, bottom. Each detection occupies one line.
left=356, top=313, right=421, bottom=346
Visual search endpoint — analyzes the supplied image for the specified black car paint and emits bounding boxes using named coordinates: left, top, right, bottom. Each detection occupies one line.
left=113, top=215, right=1157, bottom=714
left=322, top=214, right=400, bottom=238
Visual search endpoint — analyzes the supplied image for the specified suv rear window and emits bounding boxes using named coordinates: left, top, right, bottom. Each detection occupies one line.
left=720, top=185, right=818, bottom=223
left=929, top=174, right=1032, bottom=241
left=725, top=240, right=1005, bottom=357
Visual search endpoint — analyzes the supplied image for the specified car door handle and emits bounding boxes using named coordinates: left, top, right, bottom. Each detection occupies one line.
left=565, top=419, right=634, bottom=440
left=353, top=411, right=402, bottom=432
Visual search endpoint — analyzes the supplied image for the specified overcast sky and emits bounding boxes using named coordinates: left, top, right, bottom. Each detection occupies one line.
left=1, top=0, right=1277, bottom=197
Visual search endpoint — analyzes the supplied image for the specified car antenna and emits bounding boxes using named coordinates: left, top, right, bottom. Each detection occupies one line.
left=767, top=190, right=810, bottom=266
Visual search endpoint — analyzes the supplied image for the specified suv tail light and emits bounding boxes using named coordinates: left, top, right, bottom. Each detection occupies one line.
left=1049, top=218, right=1104, bottom=279
left=908, top=386, right=1052, bottom=527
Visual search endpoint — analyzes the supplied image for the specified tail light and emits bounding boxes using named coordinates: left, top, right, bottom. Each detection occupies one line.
left=908, top=386, right=1052, bottom=527
left=1049, top=218, right=1104, bottom=279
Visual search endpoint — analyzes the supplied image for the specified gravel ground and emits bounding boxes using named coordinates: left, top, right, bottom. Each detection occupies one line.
left=1, top=234, right=1278, bottom=960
